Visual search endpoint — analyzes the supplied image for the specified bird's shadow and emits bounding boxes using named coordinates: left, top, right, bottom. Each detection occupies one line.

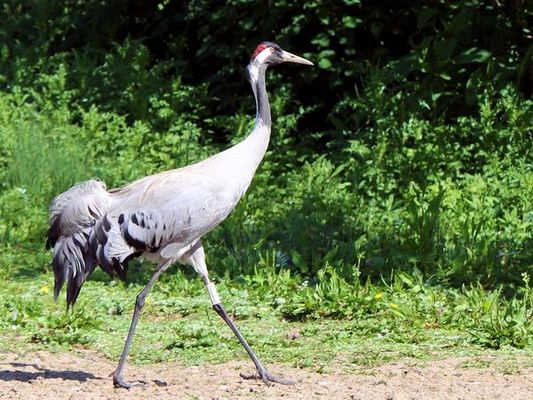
left=0, top=362, right=102, bottom=383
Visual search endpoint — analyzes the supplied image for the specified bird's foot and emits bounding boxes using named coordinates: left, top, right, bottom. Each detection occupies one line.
left=112, top=373, right=147, bottom=389
left=240, top=368, right=294, bottom=385
left=113, top=373, right=132, bottom=389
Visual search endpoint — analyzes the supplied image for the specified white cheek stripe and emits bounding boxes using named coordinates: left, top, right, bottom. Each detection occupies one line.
left=248, top=64, right=259, bottom=82
left=255, top=47, right=271, bottom=64
left=206, top=281, right=221, bottom=305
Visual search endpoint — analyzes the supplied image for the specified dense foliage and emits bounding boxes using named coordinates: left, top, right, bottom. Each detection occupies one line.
left=0, top=1, right=532, bottom=351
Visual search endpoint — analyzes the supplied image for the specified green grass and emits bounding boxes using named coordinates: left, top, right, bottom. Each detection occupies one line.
left=1, top=248, right=532, bottom=371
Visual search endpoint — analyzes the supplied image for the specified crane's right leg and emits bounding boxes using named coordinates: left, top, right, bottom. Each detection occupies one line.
left=112, top=260, right=171, bottom=389
left=187, top=245, right=293, bottom=385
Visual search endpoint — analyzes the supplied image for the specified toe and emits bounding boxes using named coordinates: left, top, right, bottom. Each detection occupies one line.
left=113, top=375, right=132, bottom=389
left=240, top=370, right=294, bottom=385
left=265, top=371, right=294, bottom=385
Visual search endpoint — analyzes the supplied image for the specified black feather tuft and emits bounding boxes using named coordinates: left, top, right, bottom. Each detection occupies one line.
left=46, top=217, right=61, bottom=249
left=123, top=226, right=147, bottom=250
left=102, top=215, right=112, bottom=231
left=51, top=231, right=98, bottom=307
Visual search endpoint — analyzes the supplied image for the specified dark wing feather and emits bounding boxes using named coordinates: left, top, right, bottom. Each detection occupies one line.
left=47, top=180, right=109, bottom=306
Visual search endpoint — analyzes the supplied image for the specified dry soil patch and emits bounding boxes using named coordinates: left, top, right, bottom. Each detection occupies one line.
left=1, top=350, right=532, bottom=399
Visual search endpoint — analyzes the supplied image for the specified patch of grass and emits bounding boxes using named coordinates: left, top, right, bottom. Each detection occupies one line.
left=460, top=358, right=491, bottom=369
left=459, top=354, right=533, bottom=375
left=0, top=258, right=531, bottom=372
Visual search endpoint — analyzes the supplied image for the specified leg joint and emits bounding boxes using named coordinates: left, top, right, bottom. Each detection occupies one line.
left=206, top=281, right=221, bottom=305
left=212, top=303, right=225, bottom=317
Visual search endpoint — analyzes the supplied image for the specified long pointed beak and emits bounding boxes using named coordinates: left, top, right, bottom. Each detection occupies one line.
left=280, top=50, right=314, bottom=66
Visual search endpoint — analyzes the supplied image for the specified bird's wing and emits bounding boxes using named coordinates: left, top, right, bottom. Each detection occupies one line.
left=104, top=167, right=238, bottom=260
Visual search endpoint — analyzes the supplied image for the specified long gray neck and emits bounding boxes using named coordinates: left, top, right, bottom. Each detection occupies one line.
left=249, top=64, right=271, bottom=128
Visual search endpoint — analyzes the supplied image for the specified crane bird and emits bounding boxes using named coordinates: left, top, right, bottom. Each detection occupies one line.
left=46, top=42, right=313, bottom=388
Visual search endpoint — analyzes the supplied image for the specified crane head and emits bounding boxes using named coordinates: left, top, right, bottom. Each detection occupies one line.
left=250, top=42, right=313, bottom=67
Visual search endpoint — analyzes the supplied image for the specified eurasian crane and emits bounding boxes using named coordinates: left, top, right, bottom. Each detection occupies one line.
left=46, top=42, right=313, bottom=388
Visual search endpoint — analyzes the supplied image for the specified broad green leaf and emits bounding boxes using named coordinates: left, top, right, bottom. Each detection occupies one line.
left=319, top=58, right=332, bottom=69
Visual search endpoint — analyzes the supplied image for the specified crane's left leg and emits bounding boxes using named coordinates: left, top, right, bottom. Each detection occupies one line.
left=187, top=245, right=293, bottom=385
left=112, top=260, right=172, bottom=388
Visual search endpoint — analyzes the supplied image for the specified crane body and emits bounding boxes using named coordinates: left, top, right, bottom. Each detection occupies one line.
left=47, top=42, right=312, bottom=388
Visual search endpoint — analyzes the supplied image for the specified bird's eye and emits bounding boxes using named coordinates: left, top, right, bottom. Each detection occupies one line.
left=270, top=47, right=275, bottom=53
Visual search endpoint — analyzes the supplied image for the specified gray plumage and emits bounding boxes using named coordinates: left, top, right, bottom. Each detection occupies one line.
left=47, top=124, right=268, bottom=305
left=47, top=42, right=312, bottom=388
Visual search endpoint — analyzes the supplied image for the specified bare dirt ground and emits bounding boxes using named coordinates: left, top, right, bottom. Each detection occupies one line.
left=1, top=350, right=532, bottom=400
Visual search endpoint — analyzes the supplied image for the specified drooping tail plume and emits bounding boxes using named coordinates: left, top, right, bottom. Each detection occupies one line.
left=47, top=180, right=110, bottom=306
